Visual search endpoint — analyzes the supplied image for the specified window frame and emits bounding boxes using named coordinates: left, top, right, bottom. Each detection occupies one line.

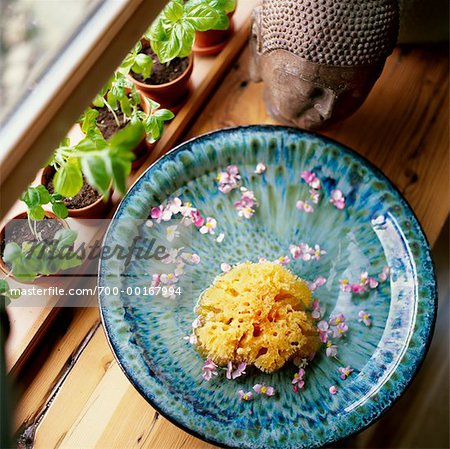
left=0, top=0, right=166, bottom=218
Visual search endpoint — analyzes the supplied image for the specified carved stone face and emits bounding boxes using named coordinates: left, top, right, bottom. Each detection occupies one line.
left=249, top=4, right=395, bottom=130
left=256, top=50, right=384, bottom=129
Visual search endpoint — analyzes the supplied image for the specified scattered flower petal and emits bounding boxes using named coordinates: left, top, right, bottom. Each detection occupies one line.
left=166, top=225, right=180, bottom=242
left=200, top=217, right=217, bottom=235
left=274, top=256, right=290, bottom=266
left=234, top=189, right=257, bottom=219
left=202, top=360, right=218, bottom=381
left=255, top=162, right=266, bottom=174
left=309, top=276, right=327, bottom=293
left=379, top=265, right=390, bottom=282
left=253, top=383, right=275, bottom=396
left=218, top=165, right=241, bottom=193
left=296, top=200, right=314, bottom=213
left=329, top=385, right=338, bottom=395
left=238, top=390, right=253, bottom=401
left=221, top=263, right=232, bottom=273
left=339, top=365, right=354, bottom=380
left=216, top=232, right=225, bottom=243
left=330, top=189, right=346, bottom=210
left=326, top=341, right=338, bottom=358
left=358, top=310, right=372, bottom=327
left=301, top=171, right=321, bottom=190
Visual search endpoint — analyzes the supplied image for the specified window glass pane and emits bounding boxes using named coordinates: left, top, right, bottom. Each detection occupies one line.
left=0, top=0, right=104, bottom=124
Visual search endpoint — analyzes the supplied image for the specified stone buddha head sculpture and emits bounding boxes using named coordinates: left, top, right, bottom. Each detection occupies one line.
left=250, top=0, right=399, bottom=129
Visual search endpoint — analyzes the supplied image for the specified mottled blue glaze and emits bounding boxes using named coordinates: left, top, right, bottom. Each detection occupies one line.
left=99, top=126, right=436, bottom=449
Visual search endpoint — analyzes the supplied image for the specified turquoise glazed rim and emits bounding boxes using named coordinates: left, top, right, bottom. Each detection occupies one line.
left=99, top=126, right=437, bottom=449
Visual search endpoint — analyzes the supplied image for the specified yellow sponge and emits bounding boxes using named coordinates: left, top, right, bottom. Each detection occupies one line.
left=194, top=262, right=320, bottom=373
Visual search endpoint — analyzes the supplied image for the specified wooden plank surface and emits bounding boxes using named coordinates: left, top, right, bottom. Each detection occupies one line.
left=12, top=42, right=449, bottom=449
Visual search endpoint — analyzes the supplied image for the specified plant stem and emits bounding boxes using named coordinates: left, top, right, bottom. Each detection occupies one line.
left=103, top=99, right=121, bottom=128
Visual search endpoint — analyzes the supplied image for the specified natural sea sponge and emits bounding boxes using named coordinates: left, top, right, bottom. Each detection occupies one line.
left=194, top=262, right=320, bottom=373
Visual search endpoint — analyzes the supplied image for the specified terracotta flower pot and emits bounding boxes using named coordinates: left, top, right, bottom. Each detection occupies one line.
left=0, top=211, right=70, bottom=282
left=129, top=50, right=194, bottom=111
left=41, top=166, right=112, bottom=219
left=193, top=12, right=236, bottom=56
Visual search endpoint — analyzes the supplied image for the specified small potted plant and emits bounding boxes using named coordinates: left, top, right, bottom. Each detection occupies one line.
left=81, top=72, right=174, bottom=168
left=41, top=123, right=146, bottom=218
left=192, top=0, right=237, bottom=55
left=125, top=0, right=225, bottom=109
left=0, top=185, right=81, bottom=282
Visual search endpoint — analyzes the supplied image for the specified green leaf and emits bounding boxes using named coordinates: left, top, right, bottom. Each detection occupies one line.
left=80, top=108, right=99, bottom=134
left=53, top=160, right=83, bottom=197
left=133, top=53, right=153, bottom=80
left=51, top=201, right=68, bottom=219
left=176, top=22, right=196, bottom=58
left=185, top=3, right=219, bottom=31
left=153, top=30, right=182, bottom=63
left=35, top=185, right=51, bottom=204
left=80, top=155, right=110, bottom=197
left=108, top=123, right=145, bottom=153
left=54, top=229, right=78, bottom=249
left=154, top=109, right=175, bottom=121
left=110, top=159, right=129, bottom=195
left=92, top=94, right=105, bottom=108
left=164, top=0, right=184, bottom=22
left=28, top=205, right=45, bottom=221
left=3, top=243, right=21, bottom=264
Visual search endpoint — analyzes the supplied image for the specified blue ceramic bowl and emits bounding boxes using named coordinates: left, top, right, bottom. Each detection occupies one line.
left=99, top=126, right=436, bottom=449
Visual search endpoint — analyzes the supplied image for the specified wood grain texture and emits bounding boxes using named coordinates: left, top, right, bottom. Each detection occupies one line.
left=12, top=43, right=449, bottom=449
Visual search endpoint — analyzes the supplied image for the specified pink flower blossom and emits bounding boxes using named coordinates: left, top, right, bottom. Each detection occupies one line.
left=309, top=276, right=327, bottom=293
left=160, top=273, right=178, bottom=285
left=218, top=165, right=241, bottom=193
left=226, top=362, right=247, bottom=380
left=151, top=273, right=161, bottom=288
left=326, top=341, right=338, bottom=357
left=150, top=206, right=163, bottom=219
left=190, top=254, right=201, bottom=264
left=191, top=210, right=205, bottom=227
left=289, top=243, right=312, bottom=261
left=339, top=365, right=354, bottom=380
left=317, top=320, right=330, bottom=343
left=292, top=368, right=306, bottom=391
left=329, top=385, right=338, bottom=395
left=339, top=279, right=352, bottom=292
left=311, top=244, right=326, bottom=261
left=333, top=322, right=349, bottom=339
left=368, top=277, right=379, bottom=289
left=301, top=171, right=321, bottom=190
left=310, top=189, right=320, bottom=204
left=255, top=162, right=266, bottom=174
left=166, top=225, right=180, bottom=242
left=234, top=189, right=257, bottom=219
left=358, top=310, right=372, bottom=327
left=167, top=197, right=182, bottom=214
left=221, top=263, right=232, bottom=272
left=296, top=200, right=314, bottom=213
left=184, top=333, right=197, bottom=344
left=330, top=189, right=346, bottom=209
left=351, top=283, right=367, bottom=294
left=275, top=256, right=290, bottom=265
left=379, top=265, right=390, bottom=282
left=200, top=217, right=217, bottom=234
left=238, top=390, right=253, bottom=401
left=329, top=313, right=346, bottom=326
left=202, top=360, right=218, bottom=381
left=253, top=383, right=275, bottom=396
